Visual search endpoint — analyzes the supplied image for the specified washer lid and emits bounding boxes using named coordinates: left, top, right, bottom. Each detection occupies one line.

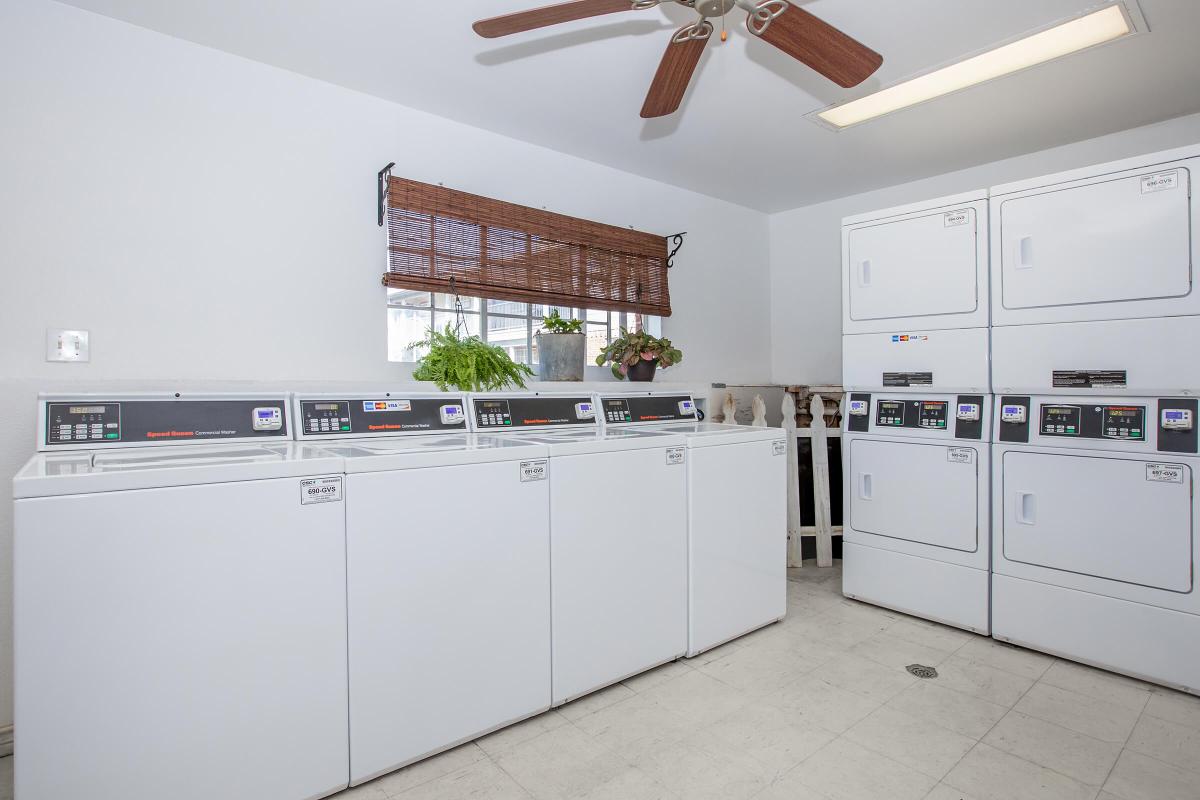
left=314, top=433, right=549, bottom=473
left=518, top=427, right=686, bottom=455
left=636, top=422, right=787, bottom=448
left=13, top=443, right=341, bottom=498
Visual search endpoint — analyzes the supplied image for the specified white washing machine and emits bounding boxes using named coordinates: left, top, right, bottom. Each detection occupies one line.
left=469, top=392, right=688, bottom=705
left=990, top=144, right=1200, bottom=395
left=842, top=393, right=992, bottom=634
left=13, top=394, right=349, bottom=800
left=598, top=391, right=788, bottom=656
left=842, top=190, right=990, bottom=394
left=992, top=394, right=1200, bottom=693
left=292, top=392, right=552, bottom=785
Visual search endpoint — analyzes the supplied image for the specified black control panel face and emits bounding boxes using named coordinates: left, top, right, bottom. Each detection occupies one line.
left=600, top=395, right=696, bottom=425
left=1040, top=405, right=1082, bottom=437
left=1102, top=406, right=1145, bottom=441
left=954, top=395, right=985, bottom=441
left=874, top=399, right=948, bottom=431
left=846, top=393, right=871, bottom=433
left=298, top=397, right=466, bottom=437
left=876, top=400, right=906, bottom=427
left=44, top=399, right=288, bottom=446
left=998, top=397, right=1032, bottom=443
left=1028, top=403, right=1145, bottom=441
left=473, top=396, right=597, bottom=429
left=918, top=401, right=949, bottom=430
left=1159, top=399, right=1199, bottom=454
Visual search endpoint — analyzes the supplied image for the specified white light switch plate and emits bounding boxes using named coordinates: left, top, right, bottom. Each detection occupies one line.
left=46, top=329, right=90, bottom=362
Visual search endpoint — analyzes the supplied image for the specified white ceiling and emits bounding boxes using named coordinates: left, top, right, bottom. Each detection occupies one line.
left=55, top=0, right=1200, bottom=211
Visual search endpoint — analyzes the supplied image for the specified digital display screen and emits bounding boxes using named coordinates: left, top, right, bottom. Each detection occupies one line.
left=1004, top=406, right=1021, bottom=415
left=879, top=401, right=903, bottom=412
left=1044, top=406, right=1075, bottom=418
left=69, top=406, right=106, bottom=414
left=1166, top=411, right=1185, bottom=419
left=314, top=403, right=340, bottom=411
left=1106, top=407, right=1140, bottom=418
left=257, top=409, right=275, bottom=418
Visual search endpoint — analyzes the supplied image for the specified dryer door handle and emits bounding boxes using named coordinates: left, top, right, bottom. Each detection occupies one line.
left=858, top=472, right=873, bottom=500
left=1015, top=236, right=1034, bottom=270
left=1014, top=491, right=1036, bottom=525
left=857, top=259, right=872, bottom=287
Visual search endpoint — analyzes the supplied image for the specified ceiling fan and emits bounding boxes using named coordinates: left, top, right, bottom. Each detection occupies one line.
left=473, top=0, right=883, bottom=118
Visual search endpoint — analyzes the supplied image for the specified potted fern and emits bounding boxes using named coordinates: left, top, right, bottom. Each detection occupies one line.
left=595, top=328, right=683, bottom=382
left=536, top=310, right=586, bottom=382
left=411, top=325, right=534, bottom=392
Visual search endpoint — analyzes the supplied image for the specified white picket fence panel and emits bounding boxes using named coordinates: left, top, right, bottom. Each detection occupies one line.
left=783, top=393, right=842, bottom=568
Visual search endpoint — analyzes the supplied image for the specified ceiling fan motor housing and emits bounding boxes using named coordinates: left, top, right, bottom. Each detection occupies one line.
left=692, top=0, right=738, bottom=18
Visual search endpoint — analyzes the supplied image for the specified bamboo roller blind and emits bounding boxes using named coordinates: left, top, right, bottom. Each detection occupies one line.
left=384, top=177, right=672, bottom=317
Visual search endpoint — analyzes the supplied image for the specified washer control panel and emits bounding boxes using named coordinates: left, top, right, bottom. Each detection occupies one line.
left=296, top=396, right=467, bottom=438
left=599, top=394, right=698, bottom=425
left=42, top=397, right=289, bottom=448
left=918, top=401, right=948, bottom=430
left=473, top=396, right=598, bottom=430
left=873, top=400, right=947, bottom=429
left=46, top=403, right=122, bottom=444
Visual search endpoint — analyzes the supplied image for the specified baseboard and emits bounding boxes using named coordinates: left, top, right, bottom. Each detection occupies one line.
left=0, top=724, right=12, bottom=757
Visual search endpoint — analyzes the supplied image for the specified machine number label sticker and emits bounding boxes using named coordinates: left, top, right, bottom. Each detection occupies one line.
left=944, top=209, right=970, bottom=227
left=947, top=447, right=975, bottom=464
left=1141, top=171, right=1179, bottom=193
left=773, top=441, right=787, bottom=456
left=520, top=459, right=548, bottom=482
left=1146, top=463, right=1185, bottom=484
left=666, top=447, right=686, bottom=465
left=300, top=476, right=343, bottom=504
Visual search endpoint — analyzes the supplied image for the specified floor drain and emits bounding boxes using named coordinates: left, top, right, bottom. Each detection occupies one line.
left=906, top=664, right=938, bottom=679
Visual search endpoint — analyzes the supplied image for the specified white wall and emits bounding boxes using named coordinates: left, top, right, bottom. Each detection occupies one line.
left=769, top=111, right=1200, bottom=385
left=0, top=0, right=774, bottom=728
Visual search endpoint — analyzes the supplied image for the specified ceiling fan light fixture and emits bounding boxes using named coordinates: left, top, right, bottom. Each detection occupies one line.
left=816, top=3, right=1137, bottom=129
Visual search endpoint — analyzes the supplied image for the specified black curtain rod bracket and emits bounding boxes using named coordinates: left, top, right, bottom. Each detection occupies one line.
left=667, top=232, right=687, bottom=268
left=377, top=162, right=395, bottom=227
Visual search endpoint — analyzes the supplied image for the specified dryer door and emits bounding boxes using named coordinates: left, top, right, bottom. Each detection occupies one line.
left=1001, top=451, right=1193, bottom=592
left=846, top=208, right=980, bottom=324
left=849, top=439, right=979, bottom=552
left=999, top=169, right=1193, bottom=314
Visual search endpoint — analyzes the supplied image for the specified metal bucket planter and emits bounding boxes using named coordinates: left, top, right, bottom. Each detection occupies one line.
left=536, top=333, right=585, bottom=381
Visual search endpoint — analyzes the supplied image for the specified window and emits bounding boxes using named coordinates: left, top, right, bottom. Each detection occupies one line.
left=387, top=289, right=661, bottom=365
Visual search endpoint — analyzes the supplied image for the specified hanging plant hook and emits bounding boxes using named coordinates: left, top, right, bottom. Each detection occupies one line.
left=377, top=162, right=395, bottom=227
left=667, top=232, right=687, bottom=268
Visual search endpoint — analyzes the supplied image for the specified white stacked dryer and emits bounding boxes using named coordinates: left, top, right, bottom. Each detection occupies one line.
left=841, top=190, right=993, bottom=633
left=469, top=392, right=688, bottom=705
left=989, top=145, right=1200, bottom=692
left=292, top=392, right=554, bottom=785
left=14, top=394, right=349, bottom=800
left=598, top=391, right=788, bottom=656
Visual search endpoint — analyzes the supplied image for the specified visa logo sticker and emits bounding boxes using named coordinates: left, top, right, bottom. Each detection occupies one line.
left=891, top=335, right=928, bottom=343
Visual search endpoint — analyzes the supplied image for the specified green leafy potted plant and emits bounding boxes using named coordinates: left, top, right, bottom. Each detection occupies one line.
left=595, top=328, right=682, bottom=382
left=411, top=324, right=534, bottom=391
left=536, top=310, right=586, bottom=382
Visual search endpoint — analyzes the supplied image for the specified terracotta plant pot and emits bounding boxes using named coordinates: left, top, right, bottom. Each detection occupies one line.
left=627, top=358, right=659, bottom=382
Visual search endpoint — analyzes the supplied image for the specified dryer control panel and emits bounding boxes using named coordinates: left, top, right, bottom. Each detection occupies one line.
left=845, top=394, right=986, bottom=440
left=998, top=396, right=1199, bottom=454
left=41, top=396, right=290, bottom=449
left=599, top=394, right=698, bottom=426
left=472, top=395, right=599, bottom=430
left=294, top=395, right=467, bottom=438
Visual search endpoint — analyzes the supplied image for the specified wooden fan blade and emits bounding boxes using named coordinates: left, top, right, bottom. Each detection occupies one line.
left=748, top=2, right=881, bottom=87
left=641, top=25, right=711, bottom=119
left=473, top=0, right=635, bottom=38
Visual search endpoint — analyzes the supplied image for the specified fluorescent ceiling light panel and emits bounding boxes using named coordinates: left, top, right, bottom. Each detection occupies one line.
left=817, top=4, right=1134, bottom=129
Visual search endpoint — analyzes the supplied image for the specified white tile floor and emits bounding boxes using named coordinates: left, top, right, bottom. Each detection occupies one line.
left=7, top=561, right=1199, bottom=800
